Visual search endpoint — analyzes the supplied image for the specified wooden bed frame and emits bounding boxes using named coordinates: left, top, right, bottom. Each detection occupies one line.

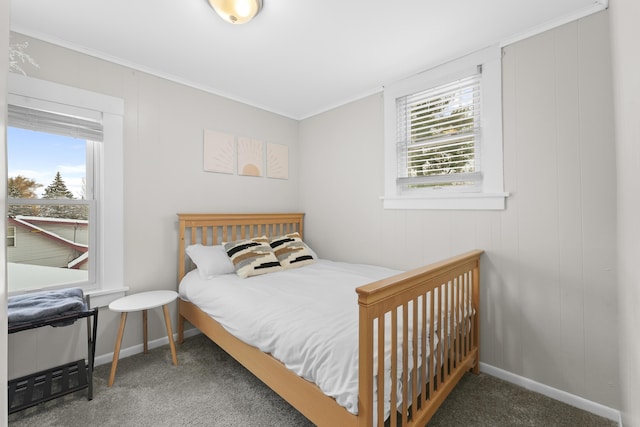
left=176, top=213, right=482, bottom=427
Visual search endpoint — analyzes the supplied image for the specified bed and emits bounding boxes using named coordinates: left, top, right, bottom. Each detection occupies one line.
left=176, top=213, right=482, bottom=426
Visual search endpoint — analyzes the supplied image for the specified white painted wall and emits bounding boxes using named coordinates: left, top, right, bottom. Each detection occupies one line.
left=5, top=33, right=300, bottom=379
left=610, top=0, right=640, bottom=426
left=1, top=0, right=10, bottom=424
left=300, top=11, right=619, bottom=410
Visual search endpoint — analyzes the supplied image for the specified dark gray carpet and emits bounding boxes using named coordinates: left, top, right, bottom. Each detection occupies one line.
left=8, top=334, right=617, bottom=426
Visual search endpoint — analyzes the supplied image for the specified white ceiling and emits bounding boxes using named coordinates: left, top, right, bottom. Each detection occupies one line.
left=10, top=0, right=607, bottom=120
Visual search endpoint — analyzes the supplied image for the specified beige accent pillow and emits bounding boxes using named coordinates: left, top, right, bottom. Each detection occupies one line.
left=269, top=233, right=316, bottom=269
left=223, top=236, right=283, bottom=278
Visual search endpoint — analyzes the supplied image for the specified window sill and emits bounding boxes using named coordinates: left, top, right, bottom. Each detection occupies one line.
left=383, top=192, right=509, bottom=210
left=86, top=287, right=129, bottom=308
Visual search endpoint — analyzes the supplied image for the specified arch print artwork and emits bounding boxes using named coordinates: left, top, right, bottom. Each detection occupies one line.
left=237, top=137, right=264, bottom=177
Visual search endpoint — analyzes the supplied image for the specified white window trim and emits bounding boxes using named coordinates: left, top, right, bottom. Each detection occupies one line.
left=383, top=45, right=508, bottom=210
left=8, top=73, right=126, bottom=306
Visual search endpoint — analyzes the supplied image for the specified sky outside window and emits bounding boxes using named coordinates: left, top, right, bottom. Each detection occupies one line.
left=7, top=126, right=90, bottom=292
left=7, top=127, right=86, bottom=198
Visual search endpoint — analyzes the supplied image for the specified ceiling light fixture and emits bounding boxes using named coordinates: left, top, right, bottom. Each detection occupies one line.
left=208, top=0, right=263, bottom=24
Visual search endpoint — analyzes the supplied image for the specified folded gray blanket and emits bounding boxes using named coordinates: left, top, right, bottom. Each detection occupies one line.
left=8, top=287, right=85, bottom=324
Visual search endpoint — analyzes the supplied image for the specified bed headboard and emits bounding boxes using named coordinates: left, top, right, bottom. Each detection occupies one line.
left=177, top=213, right=305, bottom=282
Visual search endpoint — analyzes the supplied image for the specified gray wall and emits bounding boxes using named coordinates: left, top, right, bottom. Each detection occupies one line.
left=299, top=11, right=619, bottom=409
left=610, top=0, right=640, bottom=425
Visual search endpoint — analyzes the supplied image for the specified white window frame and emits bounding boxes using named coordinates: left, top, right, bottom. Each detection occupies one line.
left=384, top=45, right=507, bottom=210
left=7, top=226, right=16, bottom=247
left=7, top=73, right=126, bottom=306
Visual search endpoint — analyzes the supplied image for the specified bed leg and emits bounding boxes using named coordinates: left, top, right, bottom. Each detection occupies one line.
left=470, top=354, right=480, bottom=375
left=471, top=363, right=480, bottom=375
left=178, top=312, right=185, bottom=344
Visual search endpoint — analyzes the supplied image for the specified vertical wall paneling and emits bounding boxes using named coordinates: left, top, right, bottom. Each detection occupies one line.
left=499, top=44, right=524, bottom=375
left=510, top=29, right=564, bottom=387
left=610, top=0, right=640, bottom=425
left=553, top=21, right=588, bottom=396
left=575, top=12, right=618, bottom=405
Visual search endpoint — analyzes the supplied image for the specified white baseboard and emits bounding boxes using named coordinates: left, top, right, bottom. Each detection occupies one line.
left=480, top=363, right=621, bottom=425
left=94, top=328, right=201, bottom=367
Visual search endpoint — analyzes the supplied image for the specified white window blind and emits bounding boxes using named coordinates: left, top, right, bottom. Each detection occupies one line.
left=396, top=69, right=481, bottom=190
left=8, top=104, right=103, bottom=142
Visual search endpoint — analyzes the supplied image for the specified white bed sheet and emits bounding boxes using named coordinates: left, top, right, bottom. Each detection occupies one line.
left=179, top=259, right=403, bottom=415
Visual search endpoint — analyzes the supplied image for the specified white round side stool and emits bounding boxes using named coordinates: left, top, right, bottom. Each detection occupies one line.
left=107, top=290, right=178, bottom=387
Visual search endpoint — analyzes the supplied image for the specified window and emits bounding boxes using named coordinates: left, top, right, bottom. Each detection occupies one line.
left=7, top=111, right=97, bottom=292
left=7, top=74, right=125, bottom=306
left=7, top=226, right=16, bottom=247
left=384, top=45, right=507, bottom=210
left=398, top=72, right=481, bottom=189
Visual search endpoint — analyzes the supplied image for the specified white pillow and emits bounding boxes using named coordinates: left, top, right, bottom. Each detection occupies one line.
left=185, top=244, right=236, bottom=279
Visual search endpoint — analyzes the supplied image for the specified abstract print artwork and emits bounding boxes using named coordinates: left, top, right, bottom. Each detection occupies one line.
left=267, top=143, right=289, bottom=179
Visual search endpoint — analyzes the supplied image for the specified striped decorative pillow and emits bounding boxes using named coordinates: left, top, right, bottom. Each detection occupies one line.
left=269, top=233, right=316, bottom=269
left=223, top=236, right=283, bottom=278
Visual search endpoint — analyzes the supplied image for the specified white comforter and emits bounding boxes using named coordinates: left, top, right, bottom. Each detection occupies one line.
left=179, top=259, right=403, bottom=415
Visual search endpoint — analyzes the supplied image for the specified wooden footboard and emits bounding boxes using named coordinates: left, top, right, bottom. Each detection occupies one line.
left=357, top=249, right=482, bottom=427
left=176, top=213, right=482, bottom=427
